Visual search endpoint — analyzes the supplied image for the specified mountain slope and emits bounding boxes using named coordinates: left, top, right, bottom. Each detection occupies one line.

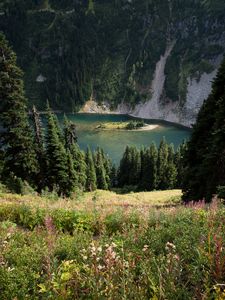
left=0, top=0, right=225, bottom=125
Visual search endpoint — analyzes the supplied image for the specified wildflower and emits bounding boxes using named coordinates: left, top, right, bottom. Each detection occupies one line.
left=142, top=245, right=149, bottom=252
left=123, top=260, right=129, bottom=268
left=97, top=246, right=102, bottom=252
left=165, top=242, right=176, bottom=251
left=98, top=265, right=104, bottom=270
left=174, top=254, right=180, bottom=261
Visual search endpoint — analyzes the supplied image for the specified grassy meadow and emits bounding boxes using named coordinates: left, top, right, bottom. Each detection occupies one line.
left=0, top=189, right=224, bottom=299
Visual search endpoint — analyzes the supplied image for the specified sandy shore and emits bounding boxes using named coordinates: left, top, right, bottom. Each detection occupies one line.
left=95, top=122, right=160, bottom=131
left=136, top=124, right=159, bottom=131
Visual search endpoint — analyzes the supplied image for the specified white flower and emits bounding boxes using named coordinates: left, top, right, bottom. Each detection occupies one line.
left=142, top=245, right=149, bottom=252
left=98, top=265, right=104, bottom=270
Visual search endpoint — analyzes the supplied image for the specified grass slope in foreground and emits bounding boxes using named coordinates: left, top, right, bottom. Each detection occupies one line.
left=0, top=190, right=224, bottom=299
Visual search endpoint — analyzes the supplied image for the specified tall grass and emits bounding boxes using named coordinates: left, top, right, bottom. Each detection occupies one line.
left=0, top=194, right=224, bottom=299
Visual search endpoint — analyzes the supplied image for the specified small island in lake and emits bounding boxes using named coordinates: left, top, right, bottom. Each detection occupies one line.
left=95, top=120, right=159, bottom=131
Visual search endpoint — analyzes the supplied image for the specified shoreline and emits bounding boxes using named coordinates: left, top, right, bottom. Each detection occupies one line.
left=95, top=122, right=160, bottom=132
left=28, top=110, right=192, bottom=130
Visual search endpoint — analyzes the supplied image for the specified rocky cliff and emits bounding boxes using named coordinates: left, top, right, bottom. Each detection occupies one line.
left=0, top=0, right=225, bottom=126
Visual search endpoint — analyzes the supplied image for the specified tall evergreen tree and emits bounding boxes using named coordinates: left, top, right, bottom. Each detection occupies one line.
left=65, top=150, right=78, bottom=197
left=118, top=146, right=132, bottom=187
left=175, top=141, right=187, bottom=188
left=85, top=147, right=97, bottom=191
left=129, top=146, right=141, bottom=186
left=94, top=148, right=108, bottom=190
left=0, top=33, right=39, bottom=186
left=110, top=164, right=117, bottom=188
left=118, top=146, right=141, bottom=187
left=31, top=105, right=47, bottom=190
left=182, top=57, right=225, bottom=201
left=63, top=116, right=87, bottom=189
left=63, top=115, right=78, bottom=149
left=139, top=143, right=158, bottom=191
left=100, top=148, right=112, bottom=189
left=206, top=94, right=225, bottom=194
left=165, top=144, right=177, bottom=189
left=45, top=106, right=69, bottom=196
left=149, top=143, right=158, bottom=190
left=157, top=138, right=169, bottom=190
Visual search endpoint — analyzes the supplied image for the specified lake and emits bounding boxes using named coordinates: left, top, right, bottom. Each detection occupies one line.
left=56, top=113, right=191, bottom=164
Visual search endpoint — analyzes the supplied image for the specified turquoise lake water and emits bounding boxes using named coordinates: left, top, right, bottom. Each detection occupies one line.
left=56, top=113, right=191, bottom=164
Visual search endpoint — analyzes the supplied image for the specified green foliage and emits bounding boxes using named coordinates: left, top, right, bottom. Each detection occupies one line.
left=217, top=186, right=225, bottom=199
left=94, top=148, right=108, bottom=190
left=0, top=33, right=39, bottom=187
left=118, top=139, right=182, bottom=191
left=1, top=0, right=224, bottom=110
left=118, top=146, right=141, bottom=188
left=45, top=106, right=70, bottom=196
left=139, top=143, right=158, bottom=191
left=126, top=120, right=145, bottom=130
left=85, top=147, right=97, bottom=192
left=182, top=57, right=225, bottom=201
left=0, top=202, right=224, bottom=299
left=157, top=138, right=169, bottom=189
left=31, top=105, right=47, bottom=191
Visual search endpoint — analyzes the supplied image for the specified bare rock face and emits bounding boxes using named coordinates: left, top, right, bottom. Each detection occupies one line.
left=81, top=46, right=220, bottom=128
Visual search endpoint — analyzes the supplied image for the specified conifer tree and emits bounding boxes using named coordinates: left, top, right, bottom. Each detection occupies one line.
left=139, top=143, right=158, bottom=191
left=175, top=141, right=187, bottom=188
left=129, top=146, right=141, bottom=186
left=63, top=116, right=87, bottom=189
left=139, top=147, right=145, bottom=183
left=0, top=33, right=39, bottom=186
left=45, top=106, right=69, bottom=195
left=182, top=57, right=225, bottom=201
left=31, top=105, right=47, bottom=190
left=85, top=147, right=97, bottom=191
left=100, top=148, right=112, bottom=189
left=64, top=116, right=78, bottom=149
left=165, top=144, right=177, bottom=189
left=110, top=164, right=117, bottom=188
left=118, top=146, right=131, bottom=187
left=65, top=150, right=78, bottom=197
left=94, top=148, right=108, bottom=190
left=157, top=138, right=169, bottom=190
left=206, top=94, right=225, bottom=195
left=118, top=146, right=141, bottom=187
left=149, top=143, right=158, bottom=190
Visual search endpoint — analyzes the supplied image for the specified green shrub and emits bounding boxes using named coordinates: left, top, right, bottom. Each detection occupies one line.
left=217, top=185, right=225, bottom=199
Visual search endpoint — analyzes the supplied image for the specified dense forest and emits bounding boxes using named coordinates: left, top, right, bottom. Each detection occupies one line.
left=0, top=32, right=183, bottom=196
left=0, top=0, right=225, bottom=112
left=1, top=33, right=225, bottom=201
